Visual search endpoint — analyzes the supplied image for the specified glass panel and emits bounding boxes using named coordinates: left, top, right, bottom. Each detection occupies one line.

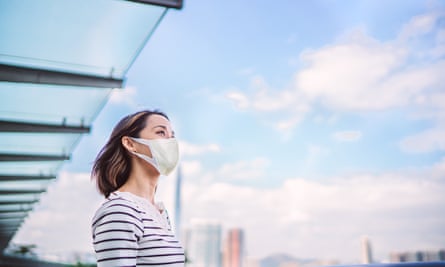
left=0, top=132, right=81, bottom=155
left=0, top=0, right=166, bottom=77
left=0, top=221, right=24, bottom=228
left=0, top=161, right=63, bottom=176
left=0, top=82, right=111, bottom=125
left=0, top=180, right=52, bottom=191
left=0, top=214, right=28, bottom=220
left=0, top=0, right=169, bottom=248
left=0, top=195, right=39, bottom=203
left=0, top=204, right=34, bottom=212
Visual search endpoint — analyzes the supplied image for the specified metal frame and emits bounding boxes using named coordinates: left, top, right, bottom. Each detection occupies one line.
left=0, top=64, right=124, bottom=88
left=0, top=215, right=27, bottom=220
left=0, top=218, right=24, bottom=224
left=0, top=153, right=69, bottom=161
left=126, top=0, right=183, bottom=9
left=0, top=228, right=18, bottom=233
left=0, top=174, right=56, bottom=181
left=0, top=120, right=90, bottom=134
left=0, top=189, right=45, bottom=195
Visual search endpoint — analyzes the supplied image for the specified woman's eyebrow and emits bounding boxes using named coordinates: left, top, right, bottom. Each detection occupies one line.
left=152, top=125, right=168, bottom=130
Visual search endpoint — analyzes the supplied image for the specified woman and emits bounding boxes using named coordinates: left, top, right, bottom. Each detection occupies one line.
left=91, top=110, right=185, bottom=267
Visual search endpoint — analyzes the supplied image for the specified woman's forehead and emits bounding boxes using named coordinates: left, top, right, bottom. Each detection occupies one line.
left=146, top=114, right=172, bottom=128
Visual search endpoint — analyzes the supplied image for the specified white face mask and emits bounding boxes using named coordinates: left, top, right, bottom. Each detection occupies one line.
left=130, top=137, right=179, bottom=176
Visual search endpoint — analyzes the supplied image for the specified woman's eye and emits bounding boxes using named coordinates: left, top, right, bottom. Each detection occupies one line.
left=156, top=131, right=166, bottom=136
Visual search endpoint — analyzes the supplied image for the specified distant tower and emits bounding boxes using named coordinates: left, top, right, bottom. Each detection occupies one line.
left=174, top=164, right=182, bottom=241
left=223, top=228, right=245, bottom=267
left=361, top=236, right=373, bottom=264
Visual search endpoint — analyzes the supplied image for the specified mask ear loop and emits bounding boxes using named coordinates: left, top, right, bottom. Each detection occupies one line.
left=129, top=137, right=162, bottom=174
left=130, top=150, right=161, bottom=174
left=130, top=137, right=149, bottom=155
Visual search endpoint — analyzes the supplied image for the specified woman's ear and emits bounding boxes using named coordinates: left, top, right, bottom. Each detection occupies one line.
left=121, top=136, right=135, bottom=152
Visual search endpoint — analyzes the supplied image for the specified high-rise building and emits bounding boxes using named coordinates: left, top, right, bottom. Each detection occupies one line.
left=185, top=220, right=222, bottom=267
left=361, top=236, right=373, bottom=264
left=223, top=228, right=245, bottom=267
left=174, top=164, right=183, bottom=241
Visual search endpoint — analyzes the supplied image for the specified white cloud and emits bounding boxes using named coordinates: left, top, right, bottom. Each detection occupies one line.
left=225, top=75, right=311, bottom=136
left=294, top=29, right=445, bottom=112
left=333, top=130, right=363, bottom=142
left=399, top=125, right=445, bottom=153
left=431, top=157, right=445, bottom=178
left=217, top=157, right=270, bottom=181
left=296, top=34, right=409, bottom=110
left=180, top=160, right=203, bottom=177
left=430, top=23, right=445, bottom=57
left=12, top=172, right=104, bottom=256
left=226, top=91, right=250, bottom=109
left=179, top=140, right=221, bottom=156
left=109, top=86, right=138, bottom=107
left=398, top=12, right=440, bottom=41
left=410, top=91, right=445, bottom=121
left=225, top=11, right=445, bottom=135
left=227, top=76, right=310, bottom=114
left=178, top=157, right=270, bottom=184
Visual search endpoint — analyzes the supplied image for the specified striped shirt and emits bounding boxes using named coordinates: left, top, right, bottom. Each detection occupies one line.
left=92, top=191, right=185, bottom=267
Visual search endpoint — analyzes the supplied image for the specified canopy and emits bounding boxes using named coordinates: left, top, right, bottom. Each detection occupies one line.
left=0, top=0, right=182, bottom=256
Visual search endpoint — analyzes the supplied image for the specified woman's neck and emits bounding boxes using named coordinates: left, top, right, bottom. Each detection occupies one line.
left=119, top=162, right=160, bottom=204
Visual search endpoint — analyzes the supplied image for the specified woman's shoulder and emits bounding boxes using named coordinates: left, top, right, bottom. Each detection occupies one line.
left=91, top=192, right=147, bottom=240
left=92, top=192, right=146, bottom=224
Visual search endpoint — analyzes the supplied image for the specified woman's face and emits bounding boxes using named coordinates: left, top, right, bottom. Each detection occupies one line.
left=139, top=114, right=175, bottom=140
left=128, top=114, right=175, bottom=159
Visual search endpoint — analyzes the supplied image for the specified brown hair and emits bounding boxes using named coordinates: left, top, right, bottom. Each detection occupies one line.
left=91, top=110, right=169, bottom=198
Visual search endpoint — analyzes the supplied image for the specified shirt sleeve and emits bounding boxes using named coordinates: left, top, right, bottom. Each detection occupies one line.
left=92, top=202, right=143, bottom=267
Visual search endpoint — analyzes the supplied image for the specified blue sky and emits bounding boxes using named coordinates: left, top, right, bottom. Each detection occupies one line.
left=13, top=0, right=445, bottom=264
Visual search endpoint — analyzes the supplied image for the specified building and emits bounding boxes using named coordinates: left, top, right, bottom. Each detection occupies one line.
left=185, top=220, right=222, bottom=267
left=390, top=249, right=445, bottom=263
left=174, top=164, right=183, bottom=242
left=361, top=236, right=373, bottom=264
left=223, top=228, right=245, bottom=267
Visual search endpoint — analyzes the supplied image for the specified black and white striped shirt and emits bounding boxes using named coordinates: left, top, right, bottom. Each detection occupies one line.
left=92, top=191, right=185, bottom=267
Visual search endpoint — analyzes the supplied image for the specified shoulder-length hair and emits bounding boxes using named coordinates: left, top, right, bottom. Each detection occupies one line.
left=91, top=110, right=169, bottom=198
